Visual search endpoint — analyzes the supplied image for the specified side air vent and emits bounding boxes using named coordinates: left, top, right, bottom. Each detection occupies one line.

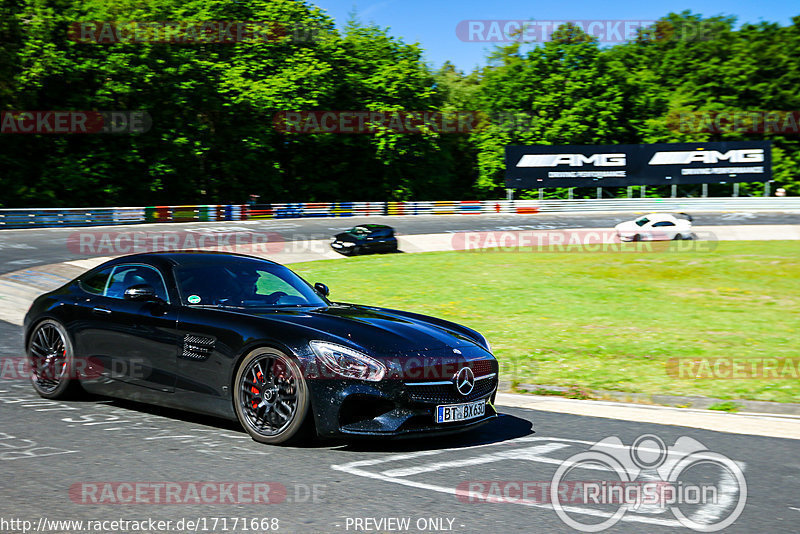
left=181, top=334, right=216, bottom=361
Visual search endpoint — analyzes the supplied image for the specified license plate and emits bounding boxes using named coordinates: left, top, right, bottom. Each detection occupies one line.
left=435, top=400, right=486, bottom=423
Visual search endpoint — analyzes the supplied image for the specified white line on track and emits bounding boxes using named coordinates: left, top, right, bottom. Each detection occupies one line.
left=332, top=435, right=686, bottom=527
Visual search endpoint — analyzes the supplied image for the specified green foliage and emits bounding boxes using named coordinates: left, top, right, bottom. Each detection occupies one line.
left=471, top=12, right=800, bottom=198
left=0, top=6, right=798, bottom=206
left=708, top=401, right=742, bottom=412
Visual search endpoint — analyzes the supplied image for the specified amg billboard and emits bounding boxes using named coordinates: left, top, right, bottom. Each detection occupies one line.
left=505, top=141, right=771, bottom=188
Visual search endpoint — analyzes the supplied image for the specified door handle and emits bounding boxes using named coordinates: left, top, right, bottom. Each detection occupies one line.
left=92, top=307, right=111, bottom=316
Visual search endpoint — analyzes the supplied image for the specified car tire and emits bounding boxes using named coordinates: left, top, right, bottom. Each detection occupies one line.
left=672, top=233, right=683, bottom=240
left=632, top=234, right=642, bottom=242
left=27, top=319, right=83, bottom=400
left=234, top=347, right=312, bottom=445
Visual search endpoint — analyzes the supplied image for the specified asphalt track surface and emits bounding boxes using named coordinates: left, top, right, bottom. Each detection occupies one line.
left=0, top=211, right=799, bottom=533
left=0, top=210, right=798, bottom=274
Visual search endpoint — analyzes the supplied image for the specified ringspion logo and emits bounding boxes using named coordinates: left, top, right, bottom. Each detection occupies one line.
left=550, top=434, right=746, bottom=531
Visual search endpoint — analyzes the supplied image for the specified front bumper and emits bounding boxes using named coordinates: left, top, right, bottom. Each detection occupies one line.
left=330, top=241, right=358, bottom=256
left=307, top=358, right=499, bottom=438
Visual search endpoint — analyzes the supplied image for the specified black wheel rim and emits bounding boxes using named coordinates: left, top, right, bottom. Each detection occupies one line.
left=240, top=355, right=298, bottom=436
left=29, top=323, right=68, bottom=393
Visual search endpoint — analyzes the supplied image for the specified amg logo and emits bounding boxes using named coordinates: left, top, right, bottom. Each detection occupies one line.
left=649, top=149, right=764, bottom=165
left=516, top=153, right=626, bottom=167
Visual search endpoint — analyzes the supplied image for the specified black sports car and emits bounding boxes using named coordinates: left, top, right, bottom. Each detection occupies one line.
left=330, top=224, right=398, bottom=255
left=24, top=252, right=498, bottom=444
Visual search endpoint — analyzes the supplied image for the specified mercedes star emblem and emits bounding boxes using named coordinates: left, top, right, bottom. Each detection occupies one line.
left=454, top=367, right=475, bottom=396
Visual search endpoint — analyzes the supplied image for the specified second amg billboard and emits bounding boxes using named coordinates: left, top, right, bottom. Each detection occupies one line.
left=505, top=141, right=771, bottom=188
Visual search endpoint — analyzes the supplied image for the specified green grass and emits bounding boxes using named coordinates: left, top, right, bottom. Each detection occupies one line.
left=708, top=401, right=743, bottom=413
left=291, top=241, right=800, bottom=403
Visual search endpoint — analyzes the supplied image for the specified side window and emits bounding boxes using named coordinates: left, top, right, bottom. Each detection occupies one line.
left=653, top=221, right=675, bottom=227
left=104, top=265, right=169, bottom=301
left=255, top=270, right=303, bottom=298
left=80, top=267, right=113, bottom=295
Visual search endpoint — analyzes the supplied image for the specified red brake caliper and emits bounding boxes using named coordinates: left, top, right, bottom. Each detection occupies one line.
left=251, top=370, right=263, bottom=409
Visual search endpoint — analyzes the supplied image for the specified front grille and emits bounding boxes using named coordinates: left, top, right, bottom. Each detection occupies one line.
left=181, top=334, right=215, bottom=361
left=469, top=359, right=494, bottom=377
left=406, top=375, right=497, bottom=405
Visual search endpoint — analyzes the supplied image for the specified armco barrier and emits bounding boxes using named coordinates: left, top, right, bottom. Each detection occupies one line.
left=302, top=202, right=332, bottom=218
left=271, top=203, right=303, bottom=218
left=353, top=202, right=385, bottom=216
left=0, top=207, right=147, bottom=228
left=0, top=198, right=797, bottom=229
left=534, top=197, right=800, bottom=213
left=386, top=202, right=404, bottom=216
left=459, top=200, right=482, bottom=214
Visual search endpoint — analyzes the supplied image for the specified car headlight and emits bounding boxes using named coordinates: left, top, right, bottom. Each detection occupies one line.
left=309, top=341, right=386, bottom=381
left=342, top=242, right=356, bottom=247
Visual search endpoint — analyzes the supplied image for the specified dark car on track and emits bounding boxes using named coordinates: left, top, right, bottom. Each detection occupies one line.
left=330, top=224, right=398, bottom=255
left=24, top=252, right=498, bottom=444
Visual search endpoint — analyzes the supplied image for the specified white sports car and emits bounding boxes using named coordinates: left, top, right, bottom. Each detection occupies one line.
left=614, top=213, right=694, bottom=241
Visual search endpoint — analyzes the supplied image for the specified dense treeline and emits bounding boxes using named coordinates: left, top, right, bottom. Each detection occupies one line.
left=0, top=1, right=798, bottom=207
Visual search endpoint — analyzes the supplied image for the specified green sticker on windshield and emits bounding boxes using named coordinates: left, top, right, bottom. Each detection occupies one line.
left=188, top=295, right=201, bottom=304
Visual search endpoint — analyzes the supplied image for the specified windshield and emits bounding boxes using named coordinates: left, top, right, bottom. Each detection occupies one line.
left=175, top=257, right=327, bottom=308
left=349, top=226, right=369, bottom=236
left=635, top=217, right=650, bottom=227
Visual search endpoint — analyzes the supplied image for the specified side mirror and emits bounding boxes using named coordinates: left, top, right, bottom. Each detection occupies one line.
left=124, top=284, right=158, bottom=301
left=314, top=282, right=329, bottom=297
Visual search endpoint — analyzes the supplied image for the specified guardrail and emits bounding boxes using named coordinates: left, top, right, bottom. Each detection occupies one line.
left=534, top=197, right=800, bottom=212
left=0, top=198, right=797, bottom=229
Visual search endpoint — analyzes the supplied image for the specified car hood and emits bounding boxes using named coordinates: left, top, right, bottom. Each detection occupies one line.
left=333, top=232, right=361, bottom=242
left=614, top=221, right=638, bottom=231
left=237, top=303, right=481, bottom=354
